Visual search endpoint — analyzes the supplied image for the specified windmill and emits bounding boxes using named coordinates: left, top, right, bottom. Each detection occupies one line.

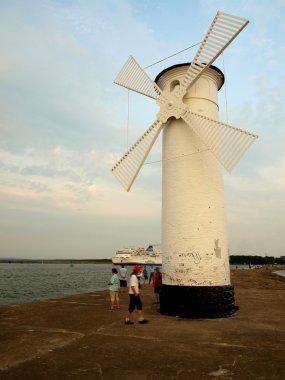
left=111, top=11, right=258, bottom=318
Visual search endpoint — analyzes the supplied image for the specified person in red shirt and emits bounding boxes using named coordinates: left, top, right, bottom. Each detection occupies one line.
left=153, top=267, right=162, bottom=304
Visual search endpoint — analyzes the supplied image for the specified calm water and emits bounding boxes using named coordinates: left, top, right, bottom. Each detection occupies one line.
left=0, top=263, right=114, bottom=307
left=274, top=270, right=285, bottom=279
left=1, top=263, right=284, bottom=308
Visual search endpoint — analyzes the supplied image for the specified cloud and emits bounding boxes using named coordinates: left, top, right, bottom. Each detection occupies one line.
left=256, top=158, right=285, bottom=191
left=52, top=146, right=61, bottom=156
left=0, top=0, right=285, bottom=258
left=0, top=142, right=161, bottom=221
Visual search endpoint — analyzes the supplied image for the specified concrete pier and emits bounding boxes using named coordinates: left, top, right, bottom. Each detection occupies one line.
left=1, top=268, right=285, bottom=380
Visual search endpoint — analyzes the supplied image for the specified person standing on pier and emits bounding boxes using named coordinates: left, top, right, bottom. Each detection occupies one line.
left=153, top=267, right=162, bottom=304
left=108, top=268, right=120, bottom=310
left=124, top=265, right=148, bottom=325
left=142, top=265, right=148, bottom=285
left=119, top=265, right=128, bottom=293
left=148, top=265, right=155, bottom=284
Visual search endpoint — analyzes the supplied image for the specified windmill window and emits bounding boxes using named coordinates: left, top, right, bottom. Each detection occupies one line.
left=170, top=80, right=180, bottom=92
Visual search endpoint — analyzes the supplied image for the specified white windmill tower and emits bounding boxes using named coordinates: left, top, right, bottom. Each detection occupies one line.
left=111, top=11, right=258, bottom=318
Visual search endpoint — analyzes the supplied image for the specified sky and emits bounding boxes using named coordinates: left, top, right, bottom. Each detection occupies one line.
left=0, top=0, right=284, bottom=259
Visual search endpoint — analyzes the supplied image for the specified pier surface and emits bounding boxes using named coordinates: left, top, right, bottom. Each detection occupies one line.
left=1, top=268, right=285, bottom=380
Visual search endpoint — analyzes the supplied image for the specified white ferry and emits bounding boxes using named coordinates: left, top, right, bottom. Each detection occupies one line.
left=112, top=245, right=162, bottom=265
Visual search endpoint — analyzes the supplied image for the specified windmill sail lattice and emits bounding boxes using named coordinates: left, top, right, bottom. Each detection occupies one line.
left=182, top=111, right=258, bottom=173
left=176, top=11, right=249, bottom=97
left=114, top=55, right=162, bottom=99
left=112, top=10, right=257, bottom=192
left=111, top=120, right=163, bottom=191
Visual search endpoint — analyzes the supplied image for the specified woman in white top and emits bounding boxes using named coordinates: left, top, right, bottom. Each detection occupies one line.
left=124, top=265, right=148, bottom=325
left=119, top=265, right=128, bottom=293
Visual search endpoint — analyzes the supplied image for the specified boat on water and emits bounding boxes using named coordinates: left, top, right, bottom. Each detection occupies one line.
left=112, top=245, right=162, bottom=265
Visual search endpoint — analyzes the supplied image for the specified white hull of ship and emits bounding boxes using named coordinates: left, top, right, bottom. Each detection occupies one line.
left=112, top=256, right=162, bottom=265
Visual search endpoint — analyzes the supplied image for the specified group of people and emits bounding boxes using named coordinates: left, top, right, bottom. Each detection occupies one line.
left=107, top=264, right=162, bottom=324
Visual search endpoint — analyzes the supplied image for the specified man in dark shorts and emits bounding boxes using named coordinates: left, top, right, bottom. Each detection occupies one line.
left=124, top=265, right=148, bottom=325
left=119, top=265, right=128, bottom=293
left=153, top=267, right=162, bottom=304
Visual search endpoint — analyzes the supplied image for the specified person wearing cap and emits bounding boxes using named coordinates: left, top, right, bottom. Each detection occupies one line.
left=124, top=265, right=148, bottom=325
left=153, top=267, right=162, bottom=304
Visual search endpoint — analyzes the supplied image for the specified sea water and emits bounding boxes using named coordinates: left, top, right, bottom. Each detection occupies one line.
left=274, top=270, right=285, bottom=279
left=0, top=263, right=113, bottom=307
left=1, top=263, right=284, bottom=308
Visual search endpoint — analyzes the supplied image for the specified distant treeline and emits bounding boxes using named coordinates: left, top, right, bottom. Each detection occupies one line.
left=230, top=255, right=285, bottom=265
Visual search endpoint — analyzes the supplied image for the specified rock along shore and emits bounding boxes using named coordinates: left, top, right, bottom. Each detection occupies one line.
left=1, top=267, right=285, bottom=380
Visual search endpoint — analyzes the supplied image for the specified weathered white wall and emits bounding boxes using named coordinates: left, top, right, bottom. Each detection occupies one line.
left=158, top=66, right=230, bottom=286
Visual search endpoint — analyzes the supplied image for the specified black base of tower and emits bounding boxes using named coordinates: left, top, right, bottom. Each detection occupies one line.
left=159, top=284, right=238, bottom=319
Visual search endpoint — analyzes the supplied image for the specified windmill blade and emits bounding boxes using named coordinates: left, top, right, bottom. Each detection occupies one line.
left=114, top=56, right=162, bottom=99
left=111, top=120, right=163, bottom=191
left=182, top=110, right=258, bottom=173
left=176, top=11, right=249, bottom=98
